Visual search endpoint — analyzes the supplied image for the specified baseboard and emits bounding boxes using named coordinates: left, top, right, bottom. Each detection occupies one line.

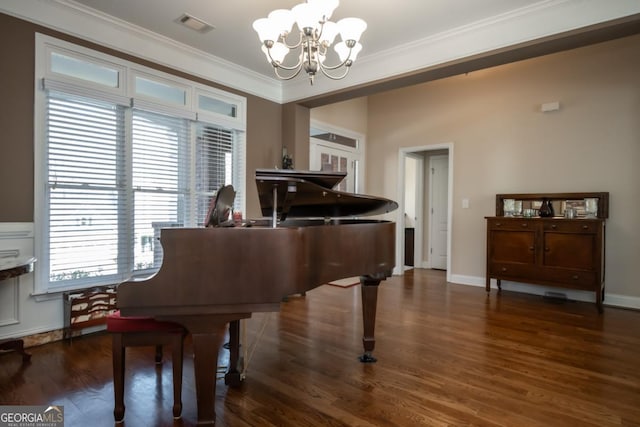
left=1, top=324, right=107, bottom=348
left=0, top=328, right=64, bottom=348
left=22, top=329, right=64, bottom=347
left=449, top=274, right=640, bottom=311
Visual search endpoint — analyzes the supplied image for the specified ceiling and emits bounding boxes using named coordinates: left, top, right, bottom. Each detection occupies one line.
left=3, top=1, right=640, bottom=104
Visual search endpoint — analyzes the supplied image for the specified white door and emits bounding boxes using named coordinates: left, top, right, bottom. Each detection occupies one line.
left=404, top=154, right=424, bottom=269
left=310, top=138, right=359, bottom=193
left=429, top=155, right=448, bottom=270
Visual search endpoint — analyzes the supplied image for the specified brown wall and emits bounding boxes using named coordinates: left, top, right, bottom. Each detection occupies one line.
left=0, top=13, right=36, bottom=221
left=0, top=12, right=282, bottom=221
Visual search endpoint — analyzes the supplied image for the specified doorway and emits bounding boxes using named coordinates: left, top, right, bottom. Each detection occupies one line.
left=396, top=144, right=453, bottom=282
left=310, top=138, right=359, bottom=192
left=309, top=123, right=364, bottom=193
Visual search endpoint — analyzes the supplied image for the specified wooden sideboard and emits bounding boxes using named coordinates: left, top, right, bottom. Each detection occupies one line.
left=485, top=192, right=608, bottom=312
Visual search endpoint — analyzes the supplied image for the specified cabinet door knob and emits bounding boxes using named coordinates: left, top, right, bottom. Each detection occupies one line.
left=501, top=267, right=507, bottom=272
left=544, top=247, right=550, bottom=252
left=572, top=275, right=579, bottom=280
left=496, top=222, right=502, bottom=226
left=551, top=224, right=557, bottom=229
left=529, top=246, right=534, bottom=251
left=583, top=225, right=589, bottom=230
left=521, top=223, right=528, bottom=228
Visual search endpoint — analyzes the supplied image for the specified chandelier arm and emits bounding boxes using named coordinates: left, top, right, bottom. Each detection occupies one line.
left=265, top=46, right=304, bottom=71
left=280, top=31, right=303, bottom=50
left=273, top=63, right=304, bottom=80
left=318, top=64, right=351, bottom=80
left=318, top=58, right=352, bottom=71
left=318, top=46, right=353, bottom=71
left=316, top=20, right=326, bottom=42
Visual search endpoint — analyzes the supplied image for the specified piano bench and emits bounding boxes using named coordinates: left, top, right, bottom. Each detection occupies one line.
left=106, top=311, right=187, bottom=423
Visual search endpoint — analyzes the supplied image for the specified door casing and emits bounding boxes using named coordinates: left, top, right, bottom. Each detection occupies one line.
left=396, top=143, right=453, bottom=281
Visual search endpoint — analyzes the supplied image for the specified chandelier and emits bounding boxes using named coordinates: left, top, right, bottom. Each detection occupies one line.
left=252, top=0, right=367, bottom=84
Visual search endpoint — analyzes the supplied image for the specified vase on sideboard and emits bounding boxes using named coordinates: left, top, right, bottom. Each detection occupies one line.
left=539, top=198, right=554, bottom=217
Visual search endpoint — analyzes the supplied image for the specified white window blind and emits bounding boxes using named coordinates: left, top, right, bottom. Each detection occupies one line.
left=195, top=124, right=239, bottom=225
left=131, top=109, right=191, bottom=273
left=46, top=91, right=126, bottom=287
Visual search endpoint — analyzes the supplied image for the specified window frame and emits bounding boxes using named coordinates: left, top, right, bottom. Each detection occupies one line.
left=34, top=34, right=247, bottom=295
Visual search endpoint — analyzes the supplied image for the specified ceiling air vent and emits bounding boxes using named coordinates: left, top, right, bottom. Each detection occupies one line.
left=177, top=13, right=214, bottom=33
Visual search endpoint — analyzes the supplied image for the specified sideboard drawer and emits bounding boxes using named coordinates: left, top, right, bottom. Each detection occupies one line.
left=543, top=221, right=599, bottom=233
left=490, top=263, right=596, bottom=290
left=487, top=219, right=533, bottom=231
left=488, top=262, right=536, bottom=278
left=537, top=269, right=597, bottom=289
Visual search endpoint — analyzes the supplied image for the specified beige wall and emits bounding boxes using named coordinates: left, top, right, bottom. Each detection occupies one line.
left=365, top=34, right=640, bottom=303
left=311, top=97, right=368, bottom=135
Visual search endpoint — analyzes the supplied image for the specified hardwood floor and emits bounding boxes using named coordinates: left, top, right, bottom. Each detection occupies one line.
left=1, top=269, right=639, bottom=427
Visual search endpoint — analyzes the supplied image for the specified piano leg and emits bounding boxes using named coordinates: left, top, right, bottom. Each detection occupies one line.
left=191, top=329, right=226, bottom=425
left=170, top=314, right=250, bottom=425
left=359, top=275, right=382, bottom=363
left=224, top=320, right=243, bottom=387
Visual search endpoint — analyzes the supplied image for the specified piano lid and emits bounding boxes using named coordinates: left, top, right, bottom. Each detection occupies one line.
left=255, top=169, right=398, bottom=220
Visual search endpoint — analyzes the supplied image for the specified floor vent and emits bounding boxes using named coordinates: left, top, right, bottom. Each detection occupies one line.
left=543, top=291, right=568, bottom=303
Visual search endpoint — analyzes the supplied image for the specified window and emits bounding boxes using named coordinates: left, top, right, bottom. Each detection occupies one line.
left=46, top=92, right=125, bottom=286
left=195, top=124, right=237, bottom=225
left=50, top=51, right=121, bottom=88
left=130, top=109, right=192, bottom=275
left=35, top=34, right=246, bottom=294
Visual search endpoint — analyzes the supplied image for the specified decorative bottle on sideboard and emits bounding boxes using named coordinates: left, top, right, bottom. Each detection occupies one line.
left=539, top=198, right=554, bottom=217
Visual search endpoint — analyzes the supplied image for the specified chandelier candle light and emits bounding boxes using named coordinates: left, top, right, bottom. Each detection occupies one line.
left=253, top=0, right=367, bottom=84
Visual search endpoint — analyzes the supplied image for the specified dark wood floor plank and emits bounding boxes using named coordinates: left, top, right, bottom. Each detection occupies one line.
left=1, top=269, right=639, bottom=427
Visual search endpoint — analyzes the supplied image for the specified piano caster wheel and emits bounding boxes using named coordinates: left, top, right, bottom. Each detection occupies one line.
left=173, top=402, right=182, bottom=419
left=282, top=292, right=305, bottom=303
left=359, top=352, right=377, bottom=363
left=225, top=371, right=243, bottom=387
left=114, top=407, right=125, bottom=424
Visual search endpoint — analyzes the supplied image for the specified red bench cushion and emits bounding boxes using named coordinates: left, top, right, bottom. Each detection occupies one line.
left=106, top=310, right=185, bottom=333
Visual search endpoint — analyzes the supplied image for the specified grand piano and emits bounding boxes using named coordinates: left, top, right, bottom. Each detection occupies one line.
left=117, top=169, right=398, bottom=424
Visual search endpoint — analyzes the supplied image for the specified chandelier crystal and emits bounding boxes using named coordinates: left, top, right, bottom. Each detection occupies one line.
left=253, top=0, right=367, bottom=84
